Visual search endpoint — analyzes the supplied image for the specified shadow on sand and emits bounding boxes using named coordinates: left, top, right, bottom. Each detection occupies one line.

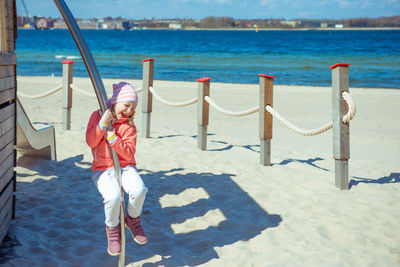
left=0, top=154, right=281, bottom=267
left=349, top=172, right=400, bottom=189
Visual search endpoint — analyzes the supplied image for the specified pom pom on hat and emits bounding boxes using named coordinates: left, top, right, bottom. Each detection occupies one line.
left=106, top=82, right=138, bottom=109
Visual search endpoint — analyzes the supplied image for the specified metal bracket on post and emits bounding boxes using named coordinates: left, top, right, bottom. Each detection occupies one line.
left=258, top=74, right=274, bottom=166
left=197, top=77, right=211, bottom=150
left=62, top=60, right=74, bottom=130
left=330, top=63, right=351, bottom=190
left=142, top=58, right=154, bottom=138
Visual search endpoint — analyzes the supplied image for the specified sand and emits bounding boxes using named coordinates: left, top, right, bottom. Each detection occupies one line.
left=0, top=76, right=399, bottom=266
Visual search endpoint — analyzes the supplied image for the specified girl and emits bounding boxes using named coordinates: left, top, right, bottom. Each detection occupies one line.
left=86, top=82, right=148, bottom=256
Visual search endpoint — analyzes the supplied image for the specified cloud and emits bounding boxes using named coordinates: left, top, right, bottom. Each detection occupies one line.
left=216, top=0, right=232, bottom=4
left=179, top=0, right=232, bottom=4
left=361, top=1, right=374, bottom=8
left=332, top=0, right=355, bottom=8
left=260, top=0, right=275, bottom=6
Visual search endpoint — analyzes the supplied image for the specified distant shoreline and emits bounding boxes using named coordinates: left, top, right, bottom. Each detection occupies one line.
left=18, top=27, right=400, bottom=31
left=171, top=27, right=400, bottom=31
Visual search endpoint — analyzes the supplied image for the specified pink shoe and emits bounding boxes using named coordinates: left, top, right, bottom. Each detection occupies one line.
left=106, top=225, right=121, bottom=256
left=125, top=215, right=147, bottom=245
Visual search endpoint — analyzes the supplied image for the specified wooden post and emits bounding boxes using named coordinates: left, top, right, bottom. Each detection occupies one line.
left=330, top=63, right=351, bottom=190
left=258, top=74, right=274, bottom=166
left=61, top=60, right=74, bottom=130
left=197, top=77, right=211, bottom=150
left=142, top=58, right=154, bottom=138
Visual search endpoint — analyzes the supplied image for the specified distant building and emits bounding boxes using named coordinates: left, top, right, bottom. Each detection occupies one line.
left=100, top=19, right=129, bottom=30
left=168, top=23, right=182, bottom=29
left=36, top=18, right=47, bottom=29
left=53, top=18, right=129, bottom=30
left=335, top=24, right=344, bottom=28
left=280, top=20, right=300, bottom=27
left=320, top=23, right=328, bottom=28
left=77, top=19, right=98, bottom=29
left=36, top=18, right=54, bottom=29
left=53, top=19, right=67, bottom=29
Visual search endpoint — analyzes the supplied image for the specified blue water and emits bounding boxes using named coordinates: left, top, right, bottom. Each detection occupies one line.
left=16, top=29, right=400, bottom=88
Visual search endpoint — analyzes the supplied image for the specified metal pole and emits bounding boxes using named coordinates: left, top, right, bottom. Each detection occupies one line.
left=53, top=1, right=126, bottom=265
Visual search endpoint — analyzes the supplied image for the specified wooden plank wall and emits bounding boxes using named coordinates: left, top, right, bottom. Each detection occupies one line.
left=0, top=0, right=17, bottom=243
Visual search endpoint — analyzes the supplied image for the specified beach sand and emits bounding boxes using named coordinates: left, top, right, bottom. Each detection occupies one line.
left=1, top=76, right=399, bottom=266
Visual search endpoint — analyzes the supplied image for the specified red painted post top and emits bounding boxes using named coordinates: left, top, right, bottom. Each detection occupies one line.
left=142, top=58, right=155, bottom=62
left=197, top=77, right=212, bottom=82
left=330, top=63, right=351, bottom=70
left=258, top=74, right=275, bottom=79
left=61, top=60, right=74, bottom=64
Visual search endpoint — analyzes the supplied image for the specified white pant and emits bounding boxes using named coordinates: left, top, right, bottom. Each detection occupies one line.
left=92, top=165, right=148, bottom=228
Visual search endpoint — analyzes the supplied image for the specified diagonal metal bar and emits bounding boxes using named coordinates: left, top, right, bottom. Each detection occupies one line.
left=53, top=1, right=126, bottom=266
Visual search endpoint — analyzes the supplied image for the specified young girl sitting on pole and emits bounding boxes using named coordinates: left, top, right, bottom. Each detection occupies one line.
left=86, top=82, right=148, bottom=256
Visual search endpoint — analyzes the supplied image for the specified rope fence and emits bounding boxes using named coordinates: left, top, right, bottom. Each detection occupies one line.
left=70, top=84, right=96, bottom=98
left=149, top=86, right=197, bottom=107
left=264, top=91, right=356, bottom=136
left=18, top=84, right=143, bottom=99
left=140, top=61, right=356, bottom=190
left=17, top=58, right=356, bottom=190
left=266, top=105, right=333, bottom=136
left=204, top=96, right=259, bottom=117
left=17, top=84, right=62, bottom=99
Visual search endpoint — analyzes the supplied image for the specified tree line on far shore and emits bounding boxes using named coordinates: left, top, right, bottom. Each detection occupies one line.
left=190, top=16, right=400, bottom=28
left=18, top=15, right=400, bottom=30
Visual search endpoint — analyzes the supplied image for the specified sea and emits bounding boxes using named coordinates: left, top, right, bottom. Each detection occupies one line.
left=15, top=29, right=400, bottom=89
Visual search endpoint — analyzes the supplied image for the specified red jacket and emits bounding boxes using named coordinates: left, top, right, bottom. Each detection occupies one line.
left=86, top=110, right=137, bottom=171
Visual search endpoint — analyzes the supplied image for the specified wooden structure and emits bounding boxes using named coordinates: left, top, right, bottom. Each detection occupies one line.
left=197, top=77, right=211, bottom=150
left=0, top=0, right=17, bottom=243
left=16, top=98, right=57, bottom=160
left=258, top=74, right=274, bottom=166
left=62, top=60, right=74, bottom=130
left=331, top=63, right=351, bottom=190
left=141, top=58, right=154, bottom=138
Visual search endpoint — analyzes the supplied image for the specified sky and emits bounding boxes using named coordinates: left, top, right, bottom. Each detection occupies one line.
left=18, top=0, right=400, bottom=20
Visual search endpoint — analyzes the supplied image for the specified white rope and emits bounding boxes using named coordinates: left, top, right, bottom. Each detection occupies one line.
left=149, top=86, right=197, bottom=107
left=265, top=105, right=333, bottom=136
left=204, top=96, right=259, bottom=117
left=71, top=84, right=142, bottom=98
left=265, top=91, right=356, bottom=136
left=341, top=91, right=356, bottom=124
left=17, top=84, right=143, bottom=100
left=17, top=84, right=62, bottom=99
left=70, top=84, right=97, bottom=98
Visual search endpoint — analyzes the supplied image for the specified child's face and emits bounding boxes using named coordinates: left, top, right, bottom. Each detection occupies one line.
left=113, top=101, right=136, bottom=120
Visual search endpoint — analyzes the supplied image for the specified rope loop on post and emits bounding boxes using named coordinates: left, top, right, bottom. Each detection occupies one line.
left=341, top=91, right=356, bottom=124
left=265, top=91, right=356, bottom=136
left=204, top=96, right=259, bottom=117
left=149, top=86, right=197, bottom=107
left=17, top=84, right=63, bottom=99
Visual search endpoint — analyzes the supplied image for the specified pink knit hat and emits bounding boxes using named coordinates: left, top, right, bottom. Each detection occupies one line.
left=106, top=82, right=138, bottom=109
